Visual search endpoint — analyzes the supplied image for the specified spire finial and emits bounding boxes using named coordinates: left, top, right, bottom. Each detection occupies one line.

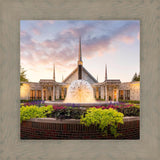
left=53, top=64, right=55, bottom=81
left=105, top=64, right=107, bottom=81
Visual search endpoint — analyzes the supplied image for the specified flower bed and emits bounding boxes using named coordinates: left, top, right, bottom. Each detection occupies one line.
left=20, top=100, right=45, bottom=107
left=20, top=103, right=140, bottom=138
left=93, top=104, right=140, bottom=116
left=20, top=103, right=140, bottom=122
left=46, top=103, right=140, bottom=118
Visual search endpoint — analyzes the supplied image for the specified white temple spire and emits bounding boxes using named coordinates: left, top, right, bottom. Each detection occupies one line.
left=105, top=64, right=107, bottom=81
left=53, top=64, right=55, bottom=81
left=78, top=36, right=83, bottom=79
left=79, top=36, right=82, bottom=62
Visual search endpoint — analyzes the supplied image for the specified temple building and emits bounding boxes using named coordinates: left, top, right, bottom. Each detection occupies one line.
left=20, top=38, right=140, bottom=102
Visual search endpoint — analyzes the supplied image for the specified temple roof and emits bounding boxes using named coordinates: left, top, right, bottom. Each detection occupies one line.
left=62, top=66, right=98, bottom=83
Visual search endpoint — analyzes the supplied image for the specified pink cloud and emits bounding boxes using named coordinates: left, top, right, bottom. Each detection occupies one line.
left=37, top=20, right=55, bottom=27
left=82, top=36, right=111, bottom=58
left=21, top=21, right=139, bottom=81
left=61, top=24, right=95, bottom=38
left=28, top=20, right=55, bottom=36
left=21, top=29, right=118, bottom=72
left=120, top=36, right=135, bottom=44
left=98, top=52, right=103, bottom=57
left=47, top=20, right=54, bottom=24
left=32, top=28, right=40, bottom=35
left=20, top=31, right=26, bottom=37
left=137, top=32, right=140, bottom=40
left=41, top=40, right=61, bottom=48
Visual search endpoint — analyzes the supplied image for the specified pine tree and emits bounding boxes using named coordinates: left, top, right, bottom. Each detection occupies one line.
left=20, top=67, right=28, bottom=83
left=132, top=72, right=140, bottom=81
left=132, top=73, right=137, bottom=81
left=137, top=73, right=140, bottom=81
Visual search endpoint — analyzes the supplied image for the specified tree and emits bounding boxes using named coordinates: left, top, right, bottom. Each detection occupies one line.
left=20, top=66, right=28, bottom=83
left=132, top=72, right=140, bottom=82
left=137, top=73, right=140, bottom=81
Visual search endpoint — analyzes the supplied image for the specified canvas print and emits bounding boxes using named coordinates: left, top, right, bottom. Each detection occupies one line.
left=20, top=20, right=140, bottom=139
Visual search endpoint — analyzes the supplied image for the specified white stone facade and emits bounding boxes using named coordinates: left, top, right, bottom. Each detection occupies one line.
left=21, top=77, right=140, bottom=101
left=119, top=81, right=140, bottom=101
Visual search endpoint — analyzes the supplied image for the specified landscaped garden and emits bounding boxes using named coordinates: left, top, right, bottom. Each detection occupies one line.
left=20, top=100, right=140, bottom=138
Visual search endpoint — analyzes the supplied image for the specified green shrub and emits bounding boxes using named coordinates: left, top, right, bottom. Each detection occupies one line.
left=116, top=105, right=140, bottom=116
left=48, top=107, right=86, bottom=119
left=20, top=105, right=53, bottom=123
left=120, top=107, right=139, bottom=116
left=80, top=107, right=124, bottom=137
left=131, top=104, right=140, bottom=108
left=119, top=99, right=140, bottom=104
left=20, top=99, right=42, bottom=103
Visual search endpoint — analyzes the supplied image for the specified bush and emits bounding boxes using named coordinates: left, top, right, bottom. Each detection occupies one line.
left=80, top=108, right=124, bottom=137
left=20, top=99, right=42, bottom=103
left=20, top=105, right=53, bottom=123
left=93, top=104, right=140, bottom=116
left=20, top=100, right=45, bottom=107
left=47, top=107, right=86, bottom=119
left=117, top=107, right=140, bottom=116
left=48, top=104, right=140, bottom=119
left=118, top=99, right=140, bottom=104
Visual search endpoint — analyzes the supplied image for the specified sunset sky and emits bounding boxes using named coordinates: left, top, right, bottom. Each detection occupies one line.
left=20, top=20, right=140, bottom=83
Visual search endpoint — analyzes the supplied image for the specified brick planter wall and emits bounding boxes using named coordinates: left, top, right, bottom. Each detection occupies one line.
left=21, top=117, right=140, bottom=139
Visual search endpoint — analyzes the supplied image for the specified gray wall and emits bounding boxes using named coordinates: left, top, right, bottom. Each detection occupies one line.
left=0, top=0, right=160, bottom=160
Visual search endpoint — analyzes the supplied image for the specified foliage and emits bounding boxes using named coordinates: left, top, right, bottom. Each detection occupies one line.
left=132, top=72, right=140, bottom=81
left=80, top=107, right=124, bottom=137
left=20, top=67, right=29, bottom=83
left=94, top=103, right=140, bottom=109
left=20, top=102, right=139, bottom=124
left=117, top=107, right=140, bottom=116
left=93, top=104, right=140, bottom=116
left=20, top=105, right=53, bottom=123
left=21, top=99, right=41, bottom=103
left=48, top=106, right=85, bottom=119
left=118, top=99, right=140, bottom=104
left=20, top=100, right=44, bottom=107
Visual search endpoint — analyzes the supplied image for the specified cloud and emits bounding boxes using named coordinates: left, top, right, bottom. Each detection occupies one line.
left=120, top=35, right=135, bottom=44
left=20, top=20, right=140, bottom=80
left=80, top=21, right=139, bottom=57
left=137, top=32, right=140, bottom=41
left=20, top=31, right=32, bottom=44
left=27, top=20, right=55, bottom=36
left=61, top=23, right=95, bottom=37
left=32, top=28, right=40, bottom=35
left=37, top=20, right=55, bottom=27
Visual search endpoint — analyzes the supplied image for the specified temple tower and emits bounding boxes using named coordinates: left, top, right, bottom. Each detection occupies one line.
left=53, top=64, right=55, bottom=81
left=78, top=37, right=83, bottom=79
left=105, top=64, right=107, bottom=81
